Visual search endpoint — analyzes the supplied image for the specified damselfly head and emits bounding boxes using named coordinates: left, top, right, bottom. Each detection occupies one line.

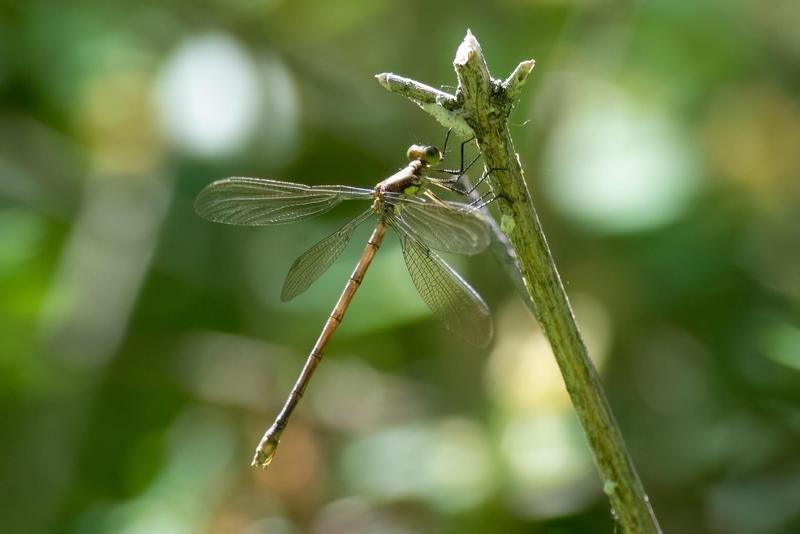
left=407, top=144, right=442, bottom=166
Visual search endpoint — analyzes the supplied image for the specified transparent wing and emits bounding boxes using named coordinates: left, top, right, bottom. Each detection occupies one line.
left=386, top=195, right=491, bottom=256
left=195, top=177, right=373, bottom=226
left=281, top=209, right=373, bottom=302
left=399, top=232, right=492, bottom=347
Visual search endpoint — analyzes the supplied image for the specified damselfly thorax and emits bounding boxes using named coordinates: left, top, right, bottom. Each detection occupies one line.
left=371, top=144, right=441, bottom=213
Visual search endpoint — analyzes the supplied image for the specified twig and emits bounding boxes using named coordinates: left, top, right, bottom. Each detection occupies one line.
left=377, top=30, right=661, bottom=533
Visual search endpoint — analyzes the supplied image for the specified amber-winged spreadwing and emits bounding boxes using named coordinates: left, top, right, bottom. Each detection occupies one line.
left=195, top=139, right=493, bottom=468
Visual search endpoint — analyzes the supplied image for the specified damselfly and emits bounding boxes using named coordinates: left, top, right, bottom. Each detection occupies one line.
left=195, top=142, right=493, bottom=468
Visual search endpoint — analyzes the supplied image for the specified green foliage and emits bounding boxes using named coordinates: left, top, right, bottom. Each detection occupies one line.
left=1, top=1, right=799, bottom=532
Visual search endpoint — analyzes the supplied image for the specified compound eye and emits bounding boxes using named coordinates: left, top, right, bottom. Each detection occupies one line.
left=423, top=146, right=441, bottom=164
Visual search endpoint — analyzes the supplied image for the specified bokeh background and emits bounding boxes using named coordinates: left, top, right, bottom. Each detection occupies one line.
left=2, top=1, right=799, bottom=533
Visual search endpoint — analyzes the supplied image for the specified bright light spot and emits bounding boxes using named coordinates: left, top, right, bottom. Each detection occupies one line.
left=484, top=297, right=609, bottom=518
left=73, top=409, right=235, bottom=534
left=0, top=208, right=45, bottom=271
left=310, top=358, right=427, bottom=432
left=155, top=34, right=261, bottom=156
left=173, top=331, right=289, bottom=409
left=340, top=418, right=494, bottom=512
left=502, top=414, right=584, bottom=483
left=312, top=497, right=413, bottom=534
left=500, top=413, right=596, bottom=519
left=80, top=71, right=162, bottom=174
left=763, top=321, right=800, bottom=371
left=427, top=419, right=495, bottom=511
left=485, top=296, right=611, bottom=414
left=543, top=78, right=698, bottom=233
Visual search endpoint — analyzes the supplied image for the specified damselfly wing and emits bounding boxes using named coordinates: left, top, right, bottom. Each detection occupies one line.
left=196, top=143, right=493, bottom=467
